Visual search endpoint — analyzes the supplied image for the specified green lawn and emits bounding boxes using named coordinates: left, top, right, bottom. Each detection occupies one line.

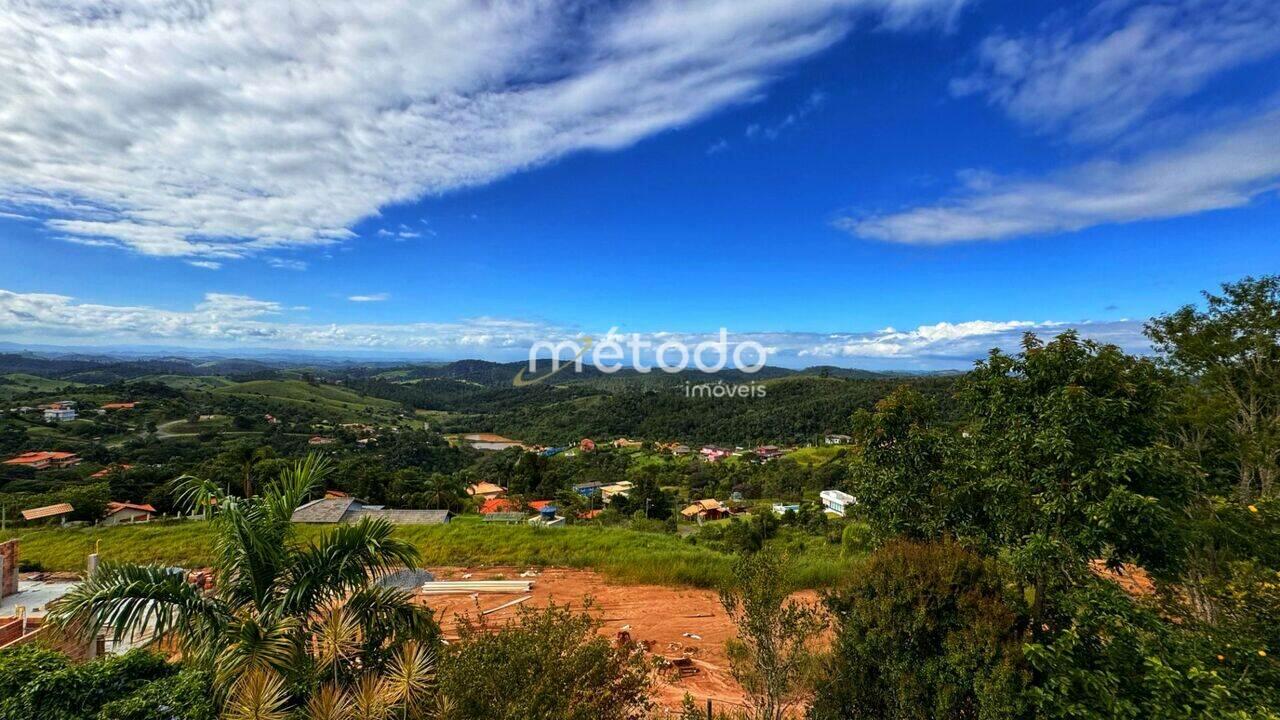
left=8, top=520, right=857, bottom=590
left=0, top=373, right=88, bottom=400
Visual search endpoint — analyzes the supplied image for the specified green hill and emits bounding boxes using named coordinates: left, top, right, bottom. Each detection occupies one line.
left=213, top=379, right=402, bottom=415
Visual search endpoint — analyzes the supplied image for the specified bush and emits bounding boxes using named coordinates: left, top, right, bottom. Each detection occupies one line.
left=810, top=540, right=1031, bottom=720
left=97, top=668, right=216, bottom=720
left=0, top=649, right=173, bottom=720
left=438, top=601, right=651, bottom=720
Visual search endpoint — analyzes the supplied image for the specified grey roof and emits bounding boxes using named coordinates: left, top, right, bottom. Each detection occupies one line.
left=291, top=497, right=356, bottom=523
left=346, top=508, right=452, bottom=525
left=292, top=498, right=451, bottom=525
left=483, top=512, right=527, bottom=523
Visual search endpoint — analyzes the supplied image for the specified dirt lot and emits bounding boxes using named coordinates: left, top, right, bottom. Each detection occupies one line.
left=419, top=566, right=786, bottom=713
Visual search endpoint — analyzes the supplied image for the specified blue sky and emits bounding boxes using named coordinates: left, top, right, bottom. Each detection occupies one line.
left=0, top=0, right=1278, bottom=369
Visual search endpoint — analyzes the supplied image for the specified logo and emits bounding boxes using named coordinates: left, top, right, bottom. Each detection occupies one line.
left=515, top=328, right=767, bottom=386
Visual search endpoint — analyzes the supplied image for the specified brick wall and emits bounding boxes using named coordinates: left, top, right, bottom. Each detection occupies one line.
left=0, top=617, right=102, bottom=661
left=0, top=539, right=17, bottom=597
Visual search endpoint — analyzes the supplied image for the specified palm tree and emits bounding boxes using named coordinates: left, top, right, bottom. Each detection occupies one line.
left=50, top=454, right=439, bottom=716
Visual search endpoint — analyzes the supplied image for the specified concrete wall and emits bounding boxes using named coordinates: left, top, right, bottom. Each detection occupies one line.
left=0, top=539, right=17, bottom=597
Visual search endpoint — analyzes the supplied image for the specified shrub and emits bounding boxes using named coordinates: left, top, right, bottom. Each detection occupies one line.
left=810, top=540, right=1031, bottom=720
left=438, top=601, right=651, bottom=720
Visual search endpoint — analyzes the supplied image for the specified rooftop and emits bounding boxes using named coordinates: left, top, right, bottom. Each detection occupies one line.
left=20, top=503, right=75, bottom=521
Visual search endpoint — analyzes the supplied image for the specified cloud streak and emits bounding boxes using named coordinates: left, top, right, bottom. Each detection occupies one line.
left=952, top=0, right=1280, bottom=142
left=841, top=107, right=1280, bottom=244
left=0, top=0, right=966, bottom=263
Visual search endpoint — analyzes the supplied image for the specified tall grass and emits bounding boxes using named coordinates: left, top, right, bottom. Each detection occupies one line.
left=7, top=520, right=860, bottom=590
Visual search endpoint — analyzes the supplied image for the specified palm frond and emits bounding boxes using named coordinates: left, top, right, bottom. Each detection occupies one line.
left=306, top=683, right=354, bottom=720
left=46, top=562, right=225, bottom=650
left=344, top=584, right=439, bottom=650
left=172, top=473, right=226, bottom=517
left=223, top=669, right=291, bottom=720
left=281, top=517, right=420, bottom=614
left=309, top=604, right=364, bottom=679
left=350, top=673, right=394, bottom=720
left=214, top=498, right=290, bottom=610
left=215, top=614, right=301, bottom=689
left=383, top=640, right=436, bottom=714
left=263, top=453, right=332, bottom=524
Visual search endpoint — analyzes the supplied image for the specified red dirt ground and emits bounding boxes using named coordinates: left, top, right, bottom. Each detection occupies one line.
left=419, top=566, right=815, bottom=713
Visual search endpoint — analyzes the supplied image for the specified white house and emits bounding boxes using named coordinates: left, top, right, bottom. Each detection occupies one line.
left=771, top=503, right=800, bottom=516
left=43, top=404, right=77, bottom=422
left=820, top=489, right=857, bottom=517
left=102, top=502, right=156, bottom=526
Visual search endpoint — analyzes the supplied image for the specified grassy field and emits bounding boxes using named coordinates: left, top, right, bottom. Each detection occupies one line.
left=213, top=380, right=401, bottom=415
left=9, top=519, right=856, bottom=590
left=0, top=373, right=88, bottom=400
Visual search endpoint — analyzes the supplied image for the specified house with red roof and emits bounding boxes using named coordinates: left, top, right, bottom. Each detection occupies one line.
left=102, top=502, right=156, bottom=526
left=3, top=451, right=81, bottom=470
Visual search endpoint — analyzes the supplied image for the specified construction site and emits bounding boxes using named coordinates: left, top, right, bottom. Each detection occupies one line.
left=417, top=566, right=819, bottom=713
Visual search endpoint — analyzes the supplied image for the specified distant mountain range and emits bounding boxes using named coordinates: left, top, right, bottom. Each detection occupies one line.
left=0, top=345, right=963, bottom=386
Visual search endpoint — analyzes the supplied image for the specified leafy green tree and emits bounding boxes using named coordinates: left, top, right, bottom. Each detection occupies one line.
left=960, top=331, right=1195, bottom=624
left=1025, top=579, right=1277, bottom=720
left=1147, top=275, right=1280, bottom=500
left=848, top=386, right=965, bottom=542
left=720, top=549, right=826, bottom=720
left=49, top=455, right=439, bottom=716
left=810, top=540, right=1030, bottom=720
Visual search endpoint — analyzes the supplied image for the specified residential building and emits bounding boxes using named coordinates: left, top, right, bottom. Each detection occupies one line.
left=612, top=438, right=643, bottom=449
left=90, top=464, right=133, bottom=479
left=820, top=489, right=857, bottom=517
left=99, top=402, right=138, bottom=411
left=600, top=481, right=633, bottom=500
left=466, top=481, right=507, bottom=500
left=771, top=503, right=800, bottom=516
left=754, top=445, right=784, bottom=461
left=43, top=404, right=77, bottom=422
left=824, top=434, right=853, bottom=445
left=291, top=496, right=451, bottom=525
left=572, top=481, right=608, bottom=496
left=681, top=499, right=728, bottom=521
left=3, top=451, right=81, bottom=470
left=699, top=446, right=732, bottom=462
left=308, top=436, right=336, bottom=445
left=578, top=438, right=596, bottom=452
left=102, top=502, right=156, bottom=526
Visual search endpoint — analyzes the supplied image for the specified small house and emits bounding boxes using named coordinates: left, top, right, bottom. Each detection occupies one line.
left=102, top=502, right=156, bottom=526
left=466, top=482, right=507, bottom=500
left=4, top=452, right=81, bottom=470
left=824, top=434, right=853, bottom=445
left=820, top=489, right=857, bottom=517
left=681, top=499, right=728, bottom=521
left=771, top=503, right=800, bottom=516
left=754, top=445, right=784, bottom=461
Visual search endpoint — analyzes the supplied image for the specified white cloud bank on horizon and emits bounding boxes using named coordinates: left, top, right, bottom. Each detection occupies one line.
left=0, top=288, right=1148, bottom=367
left=842, top=106, right=1280, bottom=244
left=0, top=0, right=966, bottom=263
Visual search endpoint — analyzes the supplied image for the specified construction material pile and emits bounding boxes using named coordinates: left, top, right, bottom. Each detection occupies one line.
left=419, top=580, right=533, bottom=595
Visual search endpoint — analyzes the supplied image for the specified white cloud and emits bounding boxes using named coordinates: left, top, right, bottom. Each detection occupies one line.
left=842, top=107, right=1280, bottom=244
left=348, top=293, right=389, bottom=303
left=745, top=89, right=827, bottom=141
left=0, top=0, right=966, bottom=262
left=952, top=0, right=1280, bottom=142
left=266, top=258, right=308, bottom=271
left=0, top=287, right=1145, bottom=366
left=186, top=260, right=222, bottom=270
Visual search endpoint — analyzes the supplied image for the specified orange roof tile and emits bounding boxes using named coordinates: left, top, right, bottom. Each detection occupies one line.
left=21, top=502, right=74, bottom=521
